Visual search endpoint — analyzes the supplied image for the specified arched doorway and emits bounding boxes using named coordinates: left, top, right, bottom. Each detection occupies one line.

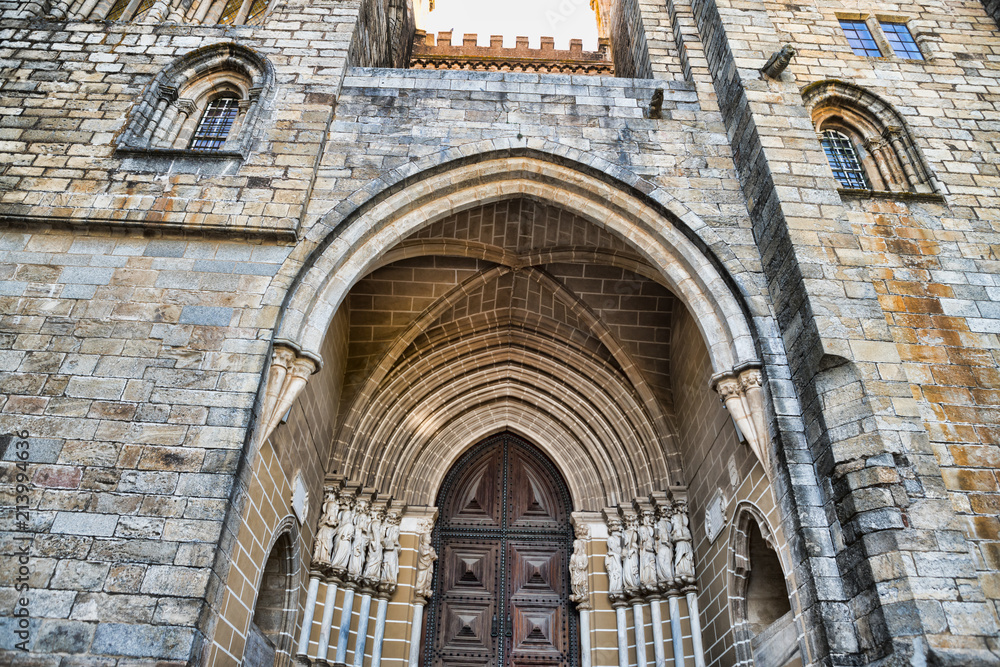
left=425, top=432, right=578, bottom=666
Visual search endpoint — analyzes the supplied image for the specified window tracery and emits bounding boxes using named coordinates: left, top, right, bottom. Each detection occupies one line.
left=803, top=80, right=939, bottom=196
left=116, top=43, right=275, bottom=160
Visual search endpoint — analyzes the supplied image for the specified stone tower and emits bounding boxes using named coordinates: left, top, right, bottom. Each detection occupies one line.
left=1, top=0, right=999, bottom=665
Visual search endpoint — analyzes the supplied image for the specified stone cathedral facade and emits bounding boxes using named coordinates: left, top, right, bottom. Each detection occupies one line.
left=1, top=0, right=1000, bottom=663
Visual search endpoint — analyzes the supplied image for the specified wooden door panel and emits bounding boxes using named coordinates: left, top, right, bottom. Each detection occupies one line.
left=510, top=606, right=566, bottom=661
left=437, top=601, right=496, bottom=654
left=507, top=449, right=564, bottom=530
left=440, top=543, right=499, bottom=596
left=508, top=543, right=563, bottom=598
left=431, top=434, right=576, bottom=667
left=441, top=451, right=502, bottom=529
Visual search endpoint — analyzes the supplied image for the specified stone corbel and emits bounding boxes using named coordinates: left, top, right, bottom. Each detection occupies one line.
left=712, top=367, right=770, bottom=474
left=258, top=344, right=318, bottom=446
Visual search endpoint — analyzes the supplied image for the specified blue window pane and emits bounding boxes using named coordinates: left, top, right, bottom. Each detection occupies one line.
left=821, top=131, right=870, bottom=189
left=881, top=22, right=923, bottom=60
left=190, top=98, right=239, bottom=151
left=839, top=19, right=882, bottom=57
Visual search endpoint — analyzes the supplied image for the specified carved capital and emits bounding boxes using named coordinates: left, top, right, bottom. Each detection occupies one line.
left=713, top=368, right=771, bottom=475
left=738, top=367, right=762, bottom=391
left=713, top=375, right=742, bottom=400
left=257, top=344, right=318, bottom=447
left=174, top=98, right=196, bottom=115
left=157, top=84, right=178, bottom=103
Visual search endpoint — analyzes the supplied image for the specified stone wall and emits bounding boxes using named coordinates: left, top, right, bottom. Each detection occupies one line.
left=690, top=0, right=1000, bottom=661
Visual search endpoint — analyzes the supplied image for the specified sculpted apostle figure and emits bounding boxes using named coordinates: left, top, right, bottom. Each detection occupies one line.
left=363, top=507, right=385, bottom=582
left=414, top=523, right=437, bottom=600
left=330, top=503, right=355, bottom=573
left=622, top=516, right=640, bottom=593
left=349, top=499, right=372, bottom=579
left=655, top=507, right=674, bottom=589
left=312, top=490, right=339, bottom=564
left=671, top=502, right=695, bottom=585
left=638, top=510, right=657, bottom=591
left=380, top=511, right=402, bottom=586
left=569, top=538, right=589, bottom=604
left=604, top=521, right=624, bottom=599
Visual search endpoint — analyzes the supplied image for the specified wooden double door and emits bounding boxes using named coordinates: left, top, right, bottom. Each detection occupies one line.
left=426, top=433, right=578, bottom=666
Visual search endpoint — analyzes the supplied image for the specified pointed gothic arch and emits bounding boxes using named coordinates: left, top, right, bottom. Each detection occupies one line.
left=275, top=150, right=759, bottom=375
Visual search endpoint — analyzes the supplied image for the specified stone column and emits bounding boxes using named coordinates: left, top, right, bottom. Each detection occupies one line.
left=139, top=86, right=177, bottom=145
left=334, top=587, right=356, bottom=665
left=615, top=605, right=630, bottom=667
left=649, top=597, right=666, bottom=667
left=668, top=594, right=685, bottom=667
left=351, top=591, right=373, bottom=667
left=166, top=99, right=196, bottom=148
left=369, top=596, right=390, bottom=667
left=686, top=590, right=707, bottom=667
left=578, top=607, right=592, bottom=667
left=407, top=602, right=426, bottom=665
left=632, top=601, right=648, bottom=667
left=295, top=574, right=321, bottom=662
left=317, top=581, right=339, bottom=663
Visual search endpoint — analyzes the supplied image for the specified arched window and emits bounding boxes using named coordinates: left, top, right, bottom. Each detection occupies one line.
left=116, top=43, right=275, bottom=160
left=247, top=531, right=298, bottom=666
left=821, top=130, right=870, bottom=190
left=104, top=0, right=153, bottom=21
left=730, top=505, right=800, bottom=667
left=803, top=80, right=939, bottom=196
left=217, top=0, right=269, bottom=25
left=189, top=96, right=240, bottom=151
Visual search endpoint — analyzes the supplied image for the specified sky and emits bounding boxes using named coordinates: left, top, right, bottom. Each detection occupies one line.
left=416, top=0, right=600, bottom=50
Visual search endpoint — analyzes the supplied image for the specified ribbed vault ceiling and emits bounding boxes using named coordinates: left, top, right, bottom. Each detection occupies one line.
left=326, top=198, right=697, bottom=509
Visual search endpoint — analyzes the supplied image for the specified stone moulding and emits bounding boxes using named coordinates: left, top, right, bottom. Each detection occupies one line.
left=0, top=213, right=300, bottom=242
left=801, top=78, right=942, bottom=196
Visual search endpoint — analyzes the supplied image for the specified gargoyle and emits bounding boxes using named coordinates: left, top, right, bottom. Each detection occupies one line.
left=760, top=44, right=796, bottom=79
left=648, top=88, right=663, bottom=119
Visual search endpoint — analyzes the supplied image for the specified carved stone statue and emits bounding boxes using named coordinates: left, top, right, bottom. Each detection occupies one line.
left=363, top=507, right=385, bottom=583
left=414, top=522, right=437, bottom=601
left=312, top=490, right=338, bottom=565
left=569, top=538, right=589, bottom=606
left=655, top=508, right=674, bottom=590
left=380, top=510, right=402, bottom=588
left=639, top=510, right=657, bottom=592
left=622, top=516, right=640, bottom=594
left=349, top=499, right=372, bottom=579
left=672, top=503, right=695, bottom=586
left=330, top=504, right=355, bottom=574
left=604, top=521, right=624, bottom=601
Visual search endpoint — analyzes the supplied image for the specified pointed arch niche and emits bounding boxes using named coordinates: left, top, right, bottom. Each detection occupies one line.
left=243, top=151, right=806, bottom=667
